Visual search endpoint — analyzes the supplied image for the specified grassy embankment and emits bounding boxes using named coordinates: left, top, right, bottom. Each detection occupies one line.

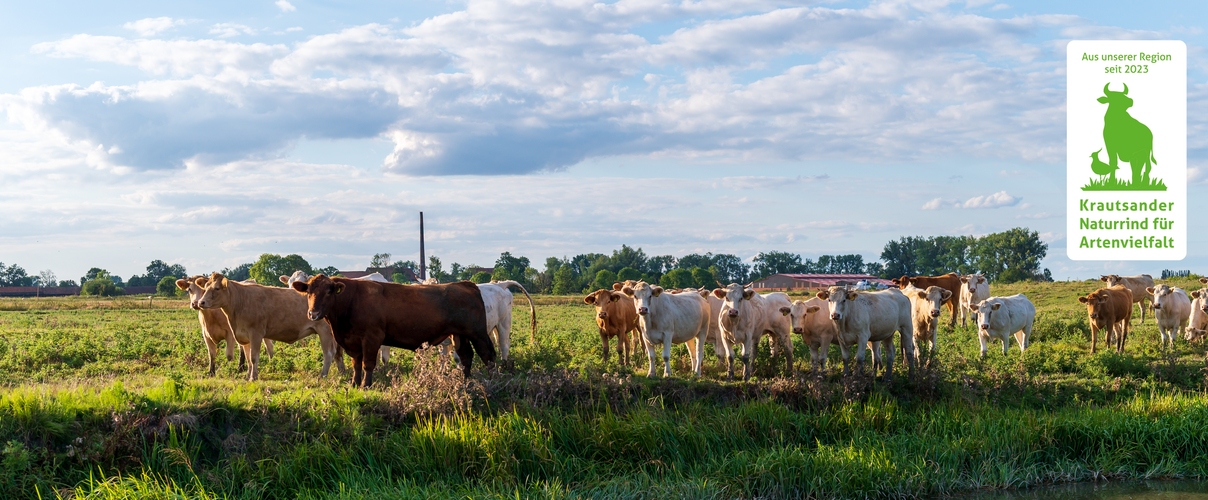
left=3, top=278, right=1208, bottom=498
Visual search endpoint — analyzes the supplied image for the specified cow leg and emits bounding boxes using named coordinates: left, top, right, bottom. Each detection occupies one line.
left=203, top=334, right=219, bottom=377
left=1014, top=329, right=1027, bottom=354
left=644, top=334, right=658, bottom=377
left=247, top=337, right=262, bottom=381
left=1090, top=324, right=1098, bottom=354
left=618, top=331, right=629, bottom=366
left=947, top=299, right=957, bottom=329
left=777, top=332, right=794, bottom=378
left=686, top=337, right=701, bottom=377
left=868, top=341, right=881, bottom=373
left=360, top=338, right=381, bottom=388
left=661, top=335, right=673, bottom=378
left=808, top=345, right=823, bottom=376
left=600, top=331, right=610, bottom=364
left=742, top=336, right=756, bottom=381
left=238, top=342, right=248, bottom=372
left=497, top=314, right=512, bottom=362
left=459, top=333, right=494, bottom=377
left=853, top=333, right=871, bottom=375
left=263, top=339, right=275, bottom=361
left=978, top=332, right=990, bottom=358
left=351, top=355, right=364, bottom=387
left=881, top=338, right=895, bottom=378
left=379, top=346, right=391, bottom=366
left=317, top=332, right=340, bottom=378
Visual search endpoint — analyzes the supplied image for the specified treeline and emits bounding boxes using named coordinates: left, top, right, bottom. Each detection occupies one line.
left=878, top=228, right=1050, bottom=283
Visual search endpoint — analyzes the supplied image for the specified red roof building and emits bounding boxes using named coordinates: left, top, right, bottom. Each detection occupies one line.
left=750, top=273, right=895, bottom=291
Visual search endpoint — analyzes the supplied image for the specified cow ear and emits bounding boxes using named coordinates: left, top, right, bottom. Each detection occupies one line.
left=960, top=276, right=968, bottom=283
left=583, top=294, right=597, bottom=305
left=1146, top=287, right=1155, bottom=295
left=1193, top=291, right=1202, bottom=299
left=333, top=283, right=345, bottom=295
left=1097, top=96, right=1109, bottom=104
left=613, top=282, right=624, bottom=291
left=652, top=286, right=663, bottom=297
left=816, top=291, right=829, bottom=300
left=698, top=289, right=709, bottom=298
left=969, top=304, right=979, bottom=311
left=195, top=277, right=209, bottom=288
left=1078, top=296, right=1089, bottom=303
left=806, top=305, right=820, bottom=314
left=712, top=289, right=726, bottom=299
left=609, top=293, right=621, bottom=302
left=1200, top=278, right=1208, bottom=284
left=291, top=281, right=309, bottom=293
left=846, top=291, right=858, bottom=301
left=916, top=291, right=927, bottom=300
left=991, top=303, right=1002, bottom=311
left=779, top=306, right=790, bottom=316
left=941, top=290, right=952, bottom=301
left=279, top=276, right=290, bottom=284
left=978, top=277, right=986, bottom=284
left=743, top=289, right=755, bottom=300
left=1100, top=276, right=1108, bottom=282
left=622, top=286, right=634, bottom=296
left=175, top=279, right=189, bottom=291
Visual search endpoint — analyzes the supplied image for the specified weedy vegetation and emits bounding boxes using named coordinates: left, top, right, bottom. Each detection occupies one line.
left=4, top=278, right=1208, bottom=498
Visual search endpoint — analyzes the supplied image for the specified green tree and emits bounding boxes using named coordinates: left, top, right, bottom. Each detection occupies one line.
left=970, top=228, right=1048, bottom=283
left=492, top=267, right=512, bottom=282
left=145, top=260, right=187, bottom=285
left=0, top=263, right=33, bottom=287
left=314, top=266, right=340, bottom=278
left=690, top=267, right=716, bottom=289
left=391, top=272, right=412, bottom=284
left=81, top=277, right=118, bottom=296
left=428, top=256, right=450, bottom=283
left=370, top=253, right=392, bottom=267
left=449, top=263, right=465, bottom=281
left=660, top=268, right=692, bottom=289
left=221, top=263, right=254, bottom=282
left=470, top=271, right=492, bottom=284
left=710, top=254, right=750, bottom=284
left=594, top=269, right=618, bottom=291
left=609, top=245, right=648, bottom=273
left=751, top=251, right=803, bottom=280
left=249, top=254, right=313, bottom=286
left=495, top=252, right=531, bottom=282
left=552, top=265, right=577, bottom=295
left=617, top=267, right=641, bottom=282
left=156, top=276, right=180, bottom=296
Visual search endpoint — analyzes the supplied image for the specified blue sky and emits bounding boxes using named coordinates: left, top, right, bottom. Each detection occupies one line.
left=2, top=0, right=1207, bottom=282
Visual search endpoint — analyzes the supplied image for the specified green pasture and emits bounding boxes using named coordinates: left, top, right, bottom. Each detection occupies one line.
left=3, top=277, right=1208, bottom=499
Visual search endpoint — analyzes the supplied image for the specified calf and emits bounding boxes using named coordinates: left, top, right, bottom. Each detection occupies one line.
left=622, top=281, right=710, bottom=378
left=292, top=275, right=495, bottom=387
left=584, top=289, right=640, bottom=365
left=1101, top=274, right=1154, bottom=323
left=1078, top=285, right=1133, bottom=353
left=892, top=273, right=962, bottom=328
left=197, top=273, right=344, bottom=380
left=714, top=283, right=794, bottom=380
left=784, top=297, right=839, bottom=374
left=1184, top=282, right=1208, bottom=342
left=904, top=284, right=952, bottom=353
left=969, top=294, right=1034, bottom=357
left=958, top=274, right=989, bottom=328
left=176, top=276, right=275, bottom=376
left=1148, top=284, right=1191, bottom=348
left=817, top=286, right=914, bottom=376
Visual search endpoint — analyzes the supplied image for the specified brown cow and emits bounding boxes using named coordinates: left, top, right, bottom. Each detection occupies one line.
left=1100, top=274, right=1155, bottom=323
left=196, top=273, right=344, bottom=380
left=1078, top=285, right=1133, bottom=353
left=292, top=275, right=495, bottom=387
left=891, top=273, right=962, bottom=328
left=584, top=289, right=641, bottom=365
left=176, top=275, right=275, bottom=376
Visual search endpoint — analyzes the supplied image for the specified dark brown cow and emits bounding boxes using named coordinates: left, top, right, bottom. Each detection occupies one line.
left=292, top=275, right=495, bottom=387
left=584, top=289, right=641, bottom=365
left=891, top=273, right=962, bottom=328
left=1078, top=285, right=1133, bottom=353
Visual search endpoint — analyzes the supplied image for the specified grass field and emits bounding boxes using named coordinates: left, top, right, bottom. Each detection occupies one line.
left=3, top=278, right=1208, bottom=499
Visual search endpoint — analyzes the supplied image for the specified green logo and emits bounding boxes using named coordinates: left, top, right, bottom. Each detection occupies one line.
left=1082, top=82, right=1166, bottom=191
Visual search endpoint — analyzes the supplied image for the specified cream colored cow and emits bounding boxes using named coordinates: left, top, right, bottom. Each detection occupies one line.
left=958, top=274, right=989, bottom=328
left=623, top=281, right=710, bottom=378
left=1148, top=284, right=1191, bottom=348
left=176, top=276, right=275, bottom=376
left=816, top=286, right=914, bottom=376
left=714, top=283, right=794, bottom=380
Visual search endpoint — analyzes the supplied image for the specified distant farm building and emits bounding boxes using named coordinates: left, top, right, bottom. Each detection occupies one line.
left=750, top=274, right=895, bottom=291
left=340, top=267, right=418, bottom=282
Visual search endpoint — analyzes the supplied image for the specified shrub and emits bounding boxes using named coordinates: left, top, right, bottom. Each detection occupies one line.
left=156, top=276, right=180, bottom=296
left=81, top=278, right=118, bottom=297
left=470, top=272, right=492, bottom=284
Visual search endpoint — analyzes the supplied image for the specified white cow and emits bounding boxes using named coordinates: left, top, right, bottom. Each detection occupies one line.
left=678, top=288, right=730, bottom=362
left=969, top=294, right=1034, bottom=357
left=1147, top=284, right=1191, bottom=348
left=902, top=283, right=951, bottom=354
left=817, top=286, right=914, bottom=376
left=1184, top=284, right=1208, bottom=342
left=785, top=297, right=840, bottom=374
left=958, top=274, right=990, bottom=328
left=622, top=281, right=710, bottom=378
left=714, top=283, right=794, bottom=380
left=477, top=280, right=537, bottom=361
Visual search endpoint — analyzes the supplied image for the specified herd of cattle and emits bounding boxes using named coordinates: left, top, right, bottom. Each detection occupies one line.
left=173, top=270, right=1208, bottom=387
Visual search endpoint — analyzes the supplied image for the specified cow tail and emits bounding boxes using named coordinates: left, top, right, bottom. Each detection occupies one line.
left=497, top=280, right=538, bottom=344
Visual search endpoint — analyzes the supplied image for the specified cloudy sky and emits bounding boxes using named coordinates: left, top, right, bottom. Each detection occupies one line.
left=2, top=0, right=1207, bottom=282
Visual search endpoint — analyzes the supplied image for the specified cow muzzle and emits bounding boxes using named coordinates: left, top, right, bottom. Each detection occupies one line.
left=727, top=310, right=739, bottom=318
left=1202, top=306, right=1208, bottom=313
left=1153, top=303, right=1162, bottom=310
left=930, top=309, right=940, bottom=317
left=190, top=302, right=200, bottom=311
left=793, top=327, right=803, bottom=334
left=831, top=313, right=841, bottom=320
left=308, top=311, right=322, bottom=321
left=638, top=306, right=649, bottom=315
left=980, top=324, right=989, bottom=331
left=597, top=311, right=608, bottom=319
left=1089, top=313, right=1098, bottom=319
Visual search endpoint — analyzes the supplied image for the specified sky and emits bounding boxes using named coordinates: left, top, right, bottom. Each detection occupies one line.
left=2, top=0, right=1208, bottom=283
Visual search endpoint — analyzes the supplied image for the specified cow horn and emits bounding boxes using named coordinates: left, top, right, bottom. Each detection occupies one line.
left=1122, top=82, right=1128, bottom=95
left=1103, top=82, right=1111, bottom=94
left=716, top=280, right=725, bottom=288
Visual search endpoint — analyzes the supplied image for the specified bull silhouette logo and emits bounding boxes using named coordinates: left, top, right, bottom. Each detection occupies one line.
left=1082, top=82, right=1165, bottom=191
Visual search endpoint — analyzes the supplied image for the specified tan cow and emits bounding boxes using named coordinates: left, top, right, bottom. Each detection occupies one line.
left=903, top=284, right=952, bottom=354
left=175, top=276, right=275, bottom=376
left=784, top=297, right=840, bottom=374
left=1147, top=284, right=1191, bottom=348
left=584, top=289, right=641, bottom=365
left=891, top=273, right=962, bottom=328
left=197, top=273, right=345, bottom=380
left=714, top=283, right=794, bottom=380
left=1101, top=274, right=1155, bottom=323
left=958, top=274, right=989, bottom=328
left=1078, top=285, right=1133, bottom=353
left=1184, top=279, right=1208, bottom=341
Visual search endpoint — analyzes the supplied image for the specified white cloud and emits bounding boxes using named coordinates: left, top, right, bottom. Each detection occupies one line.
left=32, top=36, right=287, bottom=76
left=209, top=23, right=258, bottom=38
left=123, top=17, right=187, bottom=37
left=287, top=27, right=303, bottom=32
left=276, top=0, right=297, bottom=13
left=960, top=190, right=1020, bottom=209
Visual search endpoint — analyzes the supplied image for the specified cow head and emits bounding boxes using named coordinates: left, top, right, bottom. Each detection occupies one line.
left=1097, top=83, right=1133, bottom=111
left=196, top=273, right=231, bottom=310
left=1078, top=289, right=1113, bottom=329
left=1100, top=274, right=1122, bottom=286
left=714, top=282, right=755, bottom=320
left=1147, top=285, right=1176, bottom=311
left=786, top=299, right=822, bottom=335
left=281, top=270, right=311, bottom=285
left=622, top=281, right=661, bottom=319
left=1186, top=327, right=1208, bottom=342
left=816, top=286, right=858, bottom=321
left=1192, top=290, right=1208, bottom=313
left=584, top=289, right=623, bottom=320
left=969, top=299, right=1003, bottom=332
left=176, top=275, right=208, bottom=311
left=959, top=274, right=986, bottom=293
left=613, top=280, right=640, bottom=291
left=291, top=274, right=344, bottom=321
left=915, top=286, right=952, bottom=319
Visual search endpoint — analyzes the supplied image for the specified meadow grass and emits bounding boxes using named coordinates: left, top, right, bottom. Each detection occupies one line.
left=3, top=278, right=1208, bottom=498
